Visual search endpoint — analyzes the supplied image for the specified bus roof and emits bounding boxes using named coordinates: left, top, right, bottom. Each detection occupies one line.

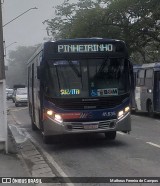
left=50, top=38, right=124, bottom=43
left=141, top=62, right=160, bottom=69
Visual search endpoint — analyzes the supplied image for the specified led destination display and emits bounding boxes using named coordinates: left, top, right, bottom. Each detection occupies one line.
left=58, top=44, right=113, bottom=53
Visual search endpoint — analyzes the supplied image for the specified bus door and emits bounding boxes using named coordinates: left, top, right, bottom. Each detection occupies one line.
left=135, top=69, right=145, bottom=111
left=34, top=60, right=41, bottom=128
left=154, top=71, right=160, bottom=112
left=31, top=63, right=36, bottom=123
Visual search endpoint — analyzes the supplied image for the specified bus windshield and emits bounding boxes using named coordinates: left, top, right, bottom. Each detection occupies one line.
left=45, top=58, right=130, bottom=98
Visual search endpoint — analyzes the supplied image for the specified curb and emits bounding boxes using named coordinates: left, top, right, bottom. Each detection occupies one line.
left=8, top=113, right=62, bottom=186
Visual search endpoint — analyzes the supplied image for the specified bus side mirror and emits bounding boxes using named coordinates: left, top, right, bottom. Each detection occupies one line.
left=37, top=66, right=41, bottom=79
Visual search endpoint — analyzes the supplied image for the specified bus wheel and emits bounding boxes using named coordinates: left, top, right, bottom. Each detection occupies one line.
left=105, top=131, right=116, bottom=140
left=147, top=101, right=154, bottom=117
left=31, top=118, right=38, bottom=131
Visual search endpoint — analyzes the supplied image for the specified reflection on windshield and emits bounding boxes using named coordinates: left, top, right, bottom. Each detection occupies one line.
left=16, top=89, right=27, bottom=95
left=45, top=58, right=129, bottom=98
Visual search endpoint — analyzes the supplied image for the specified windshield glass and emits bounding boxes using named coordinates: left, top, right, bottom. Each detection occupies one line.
left=16, top=88, right=27, bottom=95
left=44, top=58, right=130, bottom=98
left=7, top=89, right=13, bottom=94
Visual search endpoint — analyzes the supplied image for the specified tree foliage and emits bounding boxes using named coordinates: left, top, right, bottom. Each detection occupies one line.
left=45, top=0, right=160, bottom=63
left=6, top=45, right=38, bottom=88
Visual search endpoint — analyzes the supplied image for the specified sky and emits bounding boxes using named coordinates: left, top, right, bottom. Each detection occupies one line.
left=2, top=0, right=76, bottom=52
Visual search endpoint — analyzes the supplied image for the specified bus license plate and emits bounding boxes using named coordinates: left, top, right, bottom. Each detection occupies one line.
left=83, top=124, right=98, bottom=130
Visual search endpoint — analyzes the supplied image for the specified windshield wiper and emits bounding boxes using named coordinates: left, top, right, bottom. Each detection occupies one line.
left=97, top=57, right=109, bottom=74
left=67, top=60, right=81, bottom=77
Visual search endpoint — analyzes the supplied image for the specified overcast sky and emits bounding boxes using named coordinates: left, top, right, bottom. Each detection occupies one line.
left=2, top=0, right=76, bottom=51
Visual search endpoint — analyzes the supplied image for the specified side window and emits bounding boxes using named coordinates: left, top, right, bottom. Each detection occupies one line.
left=137, top=69, right=145, bottom=86
left=146, top=69, right=153, bottom=78
left=145, top=69, right=153, bottom=87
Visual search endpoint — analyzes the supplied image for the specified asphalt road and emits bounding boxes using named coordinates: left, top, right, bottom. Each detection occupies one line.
left=7, top=100, right=160, bottom=186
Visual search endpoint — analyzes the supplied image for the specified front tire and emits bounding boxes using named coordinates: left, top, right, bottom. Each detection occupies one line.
left=105, top=131, right=116, bottom=140
left=15, top=102, right=18, bottom=107
left=147, top=101, right=154, bottom=117
left=31, top=117, right=38, bottom=131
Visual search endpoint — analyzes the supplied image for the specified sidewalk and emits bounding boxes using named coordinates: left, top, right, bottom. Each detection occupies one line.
left=1, top=111, right=61, bottom=186
left=0, top=113, right=35, bottom=186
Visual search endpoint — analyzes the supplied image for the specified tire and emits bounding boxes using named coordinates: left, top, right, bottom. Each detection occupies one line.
left=147, top=101, right=154, bottom=117
left=31, top=117, right=38, bottom=131
left=15, top=102, right=18, bottom=107
left=105, top=131, right=116, bottom=140
left=131, top=109, right=136, bottom=114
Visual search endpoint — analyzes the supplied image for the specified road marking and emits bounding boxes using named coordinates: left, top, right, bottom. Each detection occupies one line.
left=24, top=130, right=75, bottom=186
left=146, top=142, right=160, bottom=149
left=131, top=115, right=140, bottom=118
left=117, top=132, right=126, bottom=135
left=118, top=131, right=160, bottom=149
left=11, top=113, right=22, bottom=125
left=10, top=107, right=28, bottom=112
left=155, top=120, right=160, bottom=123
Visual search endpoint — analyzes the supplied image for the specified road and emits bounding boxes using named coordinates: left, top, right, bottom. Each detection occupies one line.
left=7, top=100, right=160, bottom=186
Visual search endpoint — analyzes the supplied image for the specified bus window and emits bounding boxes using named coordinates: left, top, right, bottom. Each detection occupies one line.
left=145, top=69, right=153, bottom=87
left=137, top=69, right=145, bottom=86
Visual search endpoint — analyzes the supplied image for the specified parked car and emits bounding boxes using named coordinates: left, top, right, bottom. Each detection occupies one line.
left=12, top=85, right=26, bottom=103
left=12, top=89, right=16, bottom=103
left=15, top=88, right=28, bottom=107
left=6, top=89, right=14, bottom=100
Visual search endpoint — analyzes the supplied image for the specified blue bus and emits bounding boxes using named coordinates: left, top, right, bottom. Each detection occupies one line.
left=27, top=38, right=133, bottom=143
left=134, top=62, right=160, bottom=116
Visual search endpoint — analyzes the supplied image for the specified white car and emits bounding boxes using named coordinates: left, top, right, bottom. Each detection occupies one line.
left=15, top=88, right=28, bottom=107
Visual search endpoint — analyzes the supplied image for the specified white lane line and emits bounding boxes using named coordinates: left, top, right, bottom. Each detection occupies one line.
left=11, top=107, right=28, bottom=112
left=117, top=132, right=126, bottom=135
left=155, top=120, right=160, bottom=123
left=12, top=114, right=22, bottom=125
left=24, top=130, right=75, bottom=186
left=146, top=142, right=160, bottom=149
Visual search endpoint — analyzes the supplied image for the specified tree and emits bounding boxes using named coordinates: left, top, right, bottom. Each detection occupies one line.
left=44, top=0, right=160, bottom=63
left=6, top=45, right=39, bottom=88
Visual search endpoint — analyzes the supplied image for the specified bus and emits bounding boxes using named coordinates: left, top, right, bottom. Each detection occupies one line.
left=134, top=62, right=160, bottom=116
left=27, top=38, right=133, bottom=143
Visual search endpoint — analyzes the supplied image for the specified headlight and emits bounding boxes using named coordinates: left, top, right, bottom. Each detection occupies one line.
left=118, top=110, right=124, bottom=119
left=46, top=110, right=54, bottom=116
left=46, top=110, right=63, bottom=123
left=125, top=106, right=130, bottom=112
left=55, top=114, right=63, bottom=123
left=118, top=106, right=130, bottom=119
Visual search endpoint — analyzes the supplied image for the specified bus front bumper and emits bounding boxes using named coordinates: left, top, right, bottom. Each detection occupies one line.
left=43, top=112, right=131, bottom=136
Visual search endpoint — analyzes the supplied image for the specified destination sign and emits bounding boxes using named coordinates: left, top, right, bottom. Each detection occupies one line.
left=58, top=44, right=113, bottom=53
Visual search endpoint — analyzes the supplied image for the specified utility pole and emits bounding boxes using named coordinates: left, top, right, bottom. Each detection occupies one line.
left=0, top=0, right=8, bottom=153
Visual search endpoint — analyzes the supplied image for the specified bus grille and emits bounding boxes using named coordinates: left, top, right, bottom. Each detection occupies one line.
left=67, top=120, right=116, bottom=130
